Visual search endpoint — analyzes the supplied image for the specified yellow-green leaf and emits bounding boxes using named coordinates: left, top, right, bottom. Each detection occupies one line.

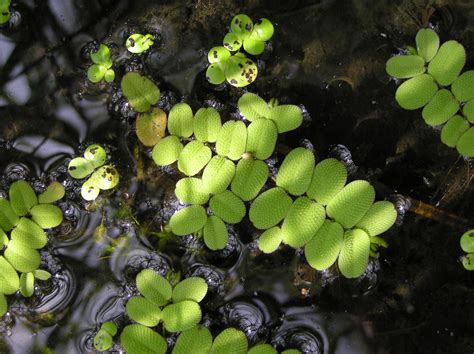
left=202, top=156, right=235, bottom=194
left=356, top=201, right=397, bottom=237
left=428, top=40, right=466, bottom=86
left=203, top=216, right=228, bottom=250
left=269, top=105, right=303, bottom=133
left=209, top=191, right=246, bottom=224
left=276, top=148, right=315, bottom=196
left=231, top=159, right=269, bottom=201
left=441, top=115, right=470, bottom=148
left=385, top=55, right=425, bottom=79
left=126, top=296, right=162, bottom=327
left=178, top=141, right=212, bottom=176
left=338, top=228, right=371, bottom=278
left=249, top=187, right=292, bottom=230
left=30, top=204, right=63, bottom=229
left=193, top=108, right=222, bottom=143
left=421, top=89, right=459, bottom=126
left=172, top=326, right=213, bottom=354
left=175, top=178, right=210, bottom=205
left=395, top=74, right=438, bottom=110
left=168, top=103, right=194, bottom=138
left=9, top=180, right=38, bottom=216
left=136, top=108, right=167, bottom=147
left=172, top=277, right=208, bottom=303
left=305, top=220, right=343, bottom=270
left=170, top=205, right=207, bottom=236
left=161, top=300, right=202, bottom=332
left=120, top=324, right=167, bottom=354
left=152, top=136, right=184, bottom=166
left=456, top=127, right=474, bottom=157
left=0, top=256, right=20, bottom=295
left=258, top=226, right=283, bottom=254
left=246, top=119, right=278, bottom=160
left=136, top=269, right=172, bottom=306
left=216, top=121, right=248, bottom=160
left=306, top=158, right=347, bottom=205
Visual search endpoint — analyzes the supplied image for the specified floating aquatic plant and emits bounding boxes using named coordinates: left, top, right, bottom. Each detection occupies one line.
left=67, top=144, right=119, bottom=201
left=386, top=28, right=474, bottom=157
left=94, top=321, right=117, bottom=351
left=87, top=44, right=115, bottom=83
left=126, top=33, right=154, bottom=54
left=121, top=72, right=161, bottom=112
left=460, top=229, right=474, bottom=271
left=0, top=181, right=64, bottom=316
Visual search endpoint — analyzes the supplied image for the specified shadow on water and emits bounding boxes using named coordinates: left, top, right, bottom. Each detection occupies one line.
left=0, top=0, right=473, bottom=353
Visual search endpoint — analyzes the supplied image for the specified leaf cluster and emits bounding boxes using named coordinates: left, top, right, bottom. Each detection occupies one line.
left=87, top=44, right=115, bottom=83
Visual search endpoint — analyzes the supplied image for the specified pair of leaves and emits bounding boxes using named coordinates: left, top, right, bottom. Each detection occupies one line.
left=168, top=104, right=222, bottom=142
left=206, top=52, right=258, bottom=87
left=94, top=321, right=118, bottom=351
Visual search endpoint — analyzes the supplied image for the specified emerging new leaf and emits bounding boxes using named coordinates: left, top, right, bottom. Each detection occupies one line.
left=178, top=141, right=212, bottom=176
left=276, top=147, right=315, bottom=196
left=306, top=158, right=347, bottom=205
left=231, top=159, right=269, bottom=201
left=428, top=40, right=466, bottom=86
left=209, top=191, right=246, bottom=224
left=203, top=215, right=229, bottom=250
left=338, top=228, right=371, bottom=278
left=249, top=187, right=293, bottom=229
left=395, top=74, right=438, bottom=110
left=170, top=205, right=207, bottom=236
left=356, top=201, right=397, bottom=237
left=305, top=220, right=343, bottom=270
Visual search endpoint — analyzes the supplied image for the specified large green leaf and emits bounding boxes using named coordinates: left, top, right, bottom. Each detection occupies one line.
left=276, top=148, right=315, bottom=196
left=421, top=89, right=459, bottom=126
left=136, top=269, right=172, bottom=306
left=269, top=105, right=303, bottom=133
left=38, top=182, right=65, bottom=204
left=385, top=55, right=425, bottom=79
left=202, top=156, right=235, bottom=194
left=415, top=28, right=440, bottom=62
left=326, top=180, right=375, bottom=229
left=203, top=216, right=228, bottom=250
left=306, top=158, right=347, bottom=205
left=126, top=296, right=162, bottom=327
left=0, top=256, right=20, bottom=295
left=231, top=159, right=269, bottom=201
left=152, top=136, right=184, bottom=166
left=168, top=103, right=194, bottom=138
left=304, top=220, right=343, bottom=270
left=169, top=205, right=207, bottom=236
left=4, top=240, right=41, bottom=273
left=238, top=93, right=271, bottom=121
left=11, top=217, right=47, bottom=249
left=9, top=180, right=38, bottom=216
left=338, top=228, right=371, bottom=278
left=121, top=72, right=161, bottom=113
left=427, top=40, right=466, bottom=86
left=460, top=230, right=474, bottom=253
left=120, top=324, right=167, bottom=354
left=451, top=70, right=474, bottom=102
left=175, top=178, right=210, bottom=205
left=90, top=44, right=111, bottom=65
left=30, top=204, right=63, bottom=229
left=178, top=141, right=212, bottom=176
left=172, top=326, right=213, bottom=354
left=193, top=108, right=222, bottom=143
left=216, top=121, right=248, bottom=160
left=172, top=277, right=208, bottom=303
left=19, top=272, right=35, bottom=297
left=210, top=328, right=248, bottom=354
left=68, top=157, right=95, bottom=179
left=456, top=127, right=474, bottom=157
left=356, top=201, right=397, bottom=237
left=209, top=191, right=246, bottom=224
left=246, top=119, right=278, bottom=160
left=243, top=37, right=265, bottom=55
left=249, top=187, right=293, bottom=230
left=161, top=300, right=202, bottom=332
left=281, top=197, right=325, bottom=248
left=0, top=198, right=20, bottom=231
left=258, top=226, right=283, bottom=254
left=395, top=74, right=438, bottom=110
left=441, top=115, right=469, bottom=148
left=136, top=108, right=167, bottom=147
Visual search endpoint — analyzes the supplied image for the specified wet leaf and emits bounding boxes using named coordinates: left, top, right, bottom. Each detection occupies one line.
left=209, top=190, right=246, bottom=224
left=276, top=147, right=315, bottom=196
left=451, top=70, right=474, bottom=102
left=246, top=119, right=278, bottom=160
left=269, top=104, right=303, bottom=133
left=121, top=72, right=160, bottom=113
left=152, top=136, right=184, bottom=166
left=168, top=103, right=193, bottom=138
left=460, top=230, right=474, bottom=253
left=207, top=46, right=231, bottom=64
left=249, top=187, right=293, bottom=230
left=11, top=217, right=47, bottom=249
left=243, top=37, right=265, bottom=55
left=193, top=107, right=222, bottom=143
left=203, top=216, right=228, bottom=250
left=101, top=321, right=117, bottom=336
left=126, top=296, right=162, bottom=327
left=248, top=344, right=277, bottom=354
left=120, top=324, right=167, bottom=354
left=231, top=159, right=269, bottom=201
left=250, top=18, right=274, bottom=42
left=136, top=108, right=167, bottom=146
left=104, top=69, right=115, bottom=83
left=238, top=93, right=271, bottom=121
left=206, top=63, right=226, bottom=85
left=19, top=272, right=35, bottom=297
left=0, top=198, right=19, bottom=231
left=225, top=55, right=258, bottom=87
left=258, top=226, right=283, bottom=254
left=456, top=127, right=474, bottom=157
left=81, top=178, right=100, bottom=201
left=68, top=157, right=95, bottom=179
left=223, top=32, right=242, bottom=52
left=216, top=120, right=248, bottom=160
left=178, top=141, right=212, bottom=176
left=338, top=228, right=371, bottom=278
left=4, top=240, right=41, bottom=273
left=38, top=182, right=65, bottom=204
left=202, top=156, right=235, bottom=194
left=306, top=158, right=347, bottom=205
left=30, top=204, right=63, bottom=229
left=84, top=144, right=107, bottom=168
left=136, top=269, right=172, bottom=306
left=441, top=115, right=469, bottom=148
left=305, top=220, right=343, bottom=270
left=9, top=180, right=38, bottom=216
left=385, top=55, right=425, bottom=79
left=395, top=74, right=438, bottom=110
left=90, top=165, right=119, bottom=190
left=428, top=40, right=466, bottom=86
left=415, top=28, right=439, bottom=62
left=161, top=300, right=202, bottom=332
left=170, top=205, right=207, bottom=236
left=172, top=326, right=213, bottom=354
left=172, top=277, right=208, bottom=303
left=210, top=328, right=248, bottom=354
left=230, top=14, right=253, bottom=39
left=175, top=178, right=210, bottom=205
left=87, top=64, right=106, bottom=83
left=0, top=256, right=20, bottom=295
left=356, top=201, right=397, bottom=237
left=421, top=89, right=459, bottom=126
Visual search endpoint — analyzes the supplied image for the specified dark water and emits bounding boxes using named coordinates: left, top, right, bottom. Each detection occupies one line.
left=0, top=0, right=473, bottom=353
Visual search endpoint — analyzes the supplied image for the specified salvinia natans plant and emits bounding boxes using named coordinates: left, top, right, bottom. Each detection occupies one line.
left=87, top=44, right=115, bottom=83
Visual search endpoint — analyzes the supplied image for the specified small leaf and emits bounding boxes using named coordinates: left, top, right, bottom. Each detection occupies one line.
left=136, top=108, right=167, bottom=146
left=462, top=253, right=474, bottom=271
left=216, top=121, right=248, bottom=160
left=168, top=103, right=193, bottom=138
left=421, top=89, right=459, bottom=126
left=243, top=38, right=265, bottom=55
left=258, top=226, right=283, bottom=254
left=90, top=44, right=111, bottom=65
left=94, top=329, right=113, bottom=352
left=304, top=220, right=343, bottom=270
left=0, top=256, right=20, bottom=295
left=170, top=205, right=207, bottom=236
left=178, top=141, right=212, bottom=176
left=11, top=217, right=47, bottom=249
left=456, top=127, right=474, bottom=157
left=33, top=269, right=52, bottom=280
left=161, top=300, right=202, bottom=332
left=9, top=180, right=38, bottom=216
left=276, top=147, right=315, bottom=196
left=68, top=157, right=95, bottom=179
left=460, top=230, right=474, bottom=253
left=225, top=55, right=258, bottom=87
left=38, top=182, right=65, bottom=204
left=30, top=204, right=63, bottom=229
left=0, top=229, right=8, bottom=247
left=395, top=74, right=438, bottom=110
left=84, top=144, right=107, bottom=168
left=81, top=178, right=100, bottom=201
left=451, top=70, right=474, bottom=102
left=126, top=296, right=162, bottom=327
left=0, top=294, right=7, bottom=317
left=231, top=14, right=254, bottom=38
left=250, top=18, right=274, bottom=42
left=126, top=33, right=154, bottom=54
left=4, top=240, right=41, bottom=273
left=136, top=269, right=172, bottom=306
left=415, top=28, right=439, bottom=62
left=101, top=321, right=118, bottom=336
left=428, top=40, right=466, bottom=86
left=152, top=136, right=184, bottom=166
left=209, top=191, right=246, bottom=224
left=441, top=115, right=470, bottom=148
left=356, top=201, right=397, bottom=237
left=19, top=272, right=35, bottom=297
left=104, top=69, right=115, bottom=82
left=206, top=63, right=226, bottom=85
left=463, top=99, right=474, bottom=123
left=172, top=277, right=208, bottom=303
left=385, top=55, right=425, bottom=79
left=121, top=72, right=161, bottom=113
left=0, top=198, right=19, bottom=231
left=202, top=156, right=235, bottom=194
left=238, top=93, right=271, bottom=121
left=223, top=32, right=243, bottom=51
left=306, top=158, right=347, bottom=205
left=87, top=64, right=106, bottom=83
left=326, top=180, right=375, bottom=229
left=338, top=228, right=371, bottom=278
left=207, top=46, right=231, bottom=64
left=175, top=178, right=210, bottom=205
left=269, top=105, right=303, bottom=133
left=120, top=324, right=167, bottom=354
left=231, top=159, right=269, bottom=201
left=249, top=187, right=293, bottom=230
left=203, top=216, right=228, bottom=250
left=248, top=344, right=278, bottom=354
left=281, top=197, right=325, bottom=248
left=90, top=165, right=119, bottom=190
left=172, top=326, right=213, bottom=354
left=193, top=108, right=222, bottom=143
left=210, top=328, right=248, bottom=354
left=246, top=119, right=278, bottom=160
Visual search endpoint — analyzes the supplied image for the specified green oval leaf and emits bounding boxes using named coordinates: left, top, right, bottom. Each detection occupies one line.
left=460, top=230, right=474, bottom=253
left=206, top=63, right=226, bottom=85
left=462, top=253, right=474, bottom=271
left=161, top=300, right=202, bottom=332
left=19, top=272, right=35, bottom=297
left=421, top=89, right=459, bottom=126
left=203, top=215, right=228, bottom=250
left=11, top=217, right=47, bottom=249
left=395, top=74, right=438, bottom=110
left=126, top=296, right=162, bottom=327
left=84, top=144, right=107, bottom=168
left=170, top=205, right=207, bottom=236
left=304, top=220, right=343, bottom=270
left=33, top=269, right=52, bottom=281
left=193, top=108, right=222, bottom=143
left=207, top=46, right=231, bottom=64
left=209, top=191, right=246, bottom=224
left=231, top=14, right=253, bottom=38
left=168, top=103, right=194, bottom=138
left=249, top=187, right=293, bottom=230
left=415, top=28, right=440, bottom=62
left=136, top=269, right=172, bottom=306
left=90, top=44, right=111, bottom=65
left=126, top=33, right=154, bottom=54
left=338, top=228, right=371, bottom=278
left=4, top=240, right=41, bottom=273
left=269, top=105, right=303, bottom=133
left=136, top=108, right=167, bottom=147
left=94, top=329, right=113, bottom=352
left=38, top=182, right=65, bottom=204
left=306, top=158, right=347, bottom=205
left=276, top=148, right=315, bottom=196
left=326, top=180, right=375, bottom=229
left=223, top=32, right=243, bottom=52
left=250, top=18, right=274, bottom=42
left=172, top=326, right=213, bottom=354
left=463, top=99, right=474, bottom=123
left=68, top=157, right=95, bottom=179
left=231, top=159, right=269, bottom=201
left=87, top=64, right=106, bottom=83
left=210, top=328, right=248, bottom=354
left=104, top=69, right=115, bottom=83
left=428, top=40, right=466, bottom=86
left=202, top=156, right=235, bottom=194
left=238, top=93, right=271, bottom=121
left=152, top=136, right=184, bottom=166
left=9, top=180, right=38, bottom=216
left=356, top=201, right=397, bottom=237
left=121, top=72, right=161, bottom=113
left=172, top=277, right=208, bottom=303
left=243, top=38, right=265, bottom=55
left=225, top=55, right=258, bottom=87
left=101, top=322, right=118, bottom=336
left=258, top=226, right=283, bottom=254
left=441, top=115, right=470, bottom=148
left=120, top=324, right=167, bottom=354
left=248, top=344, right=278, bottom=354
left=178, top=141, right=212, bottom=176
left=385, top=55, right=425, bottom=79
left=0, top=198, right=19, bottom=231
left=451, top=70, right=474, bottom=102
left=216, top=121, right=248, bottom=160
left=246, top=119, right=278, bottom=160
left=0, top=256, right=20, bottom=295
left=30, top=204, right=63, bottom=229
left=81, top=178, right=100, bottom=201
left=456, top=127, right=474, bottom=157
left=0, top=294, right=7, bottom=317
left=281, top=197, right=325, bottom=248
left=175, top=178, right=210, bottom=205
left=90, top=165, right=119, bottom=190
